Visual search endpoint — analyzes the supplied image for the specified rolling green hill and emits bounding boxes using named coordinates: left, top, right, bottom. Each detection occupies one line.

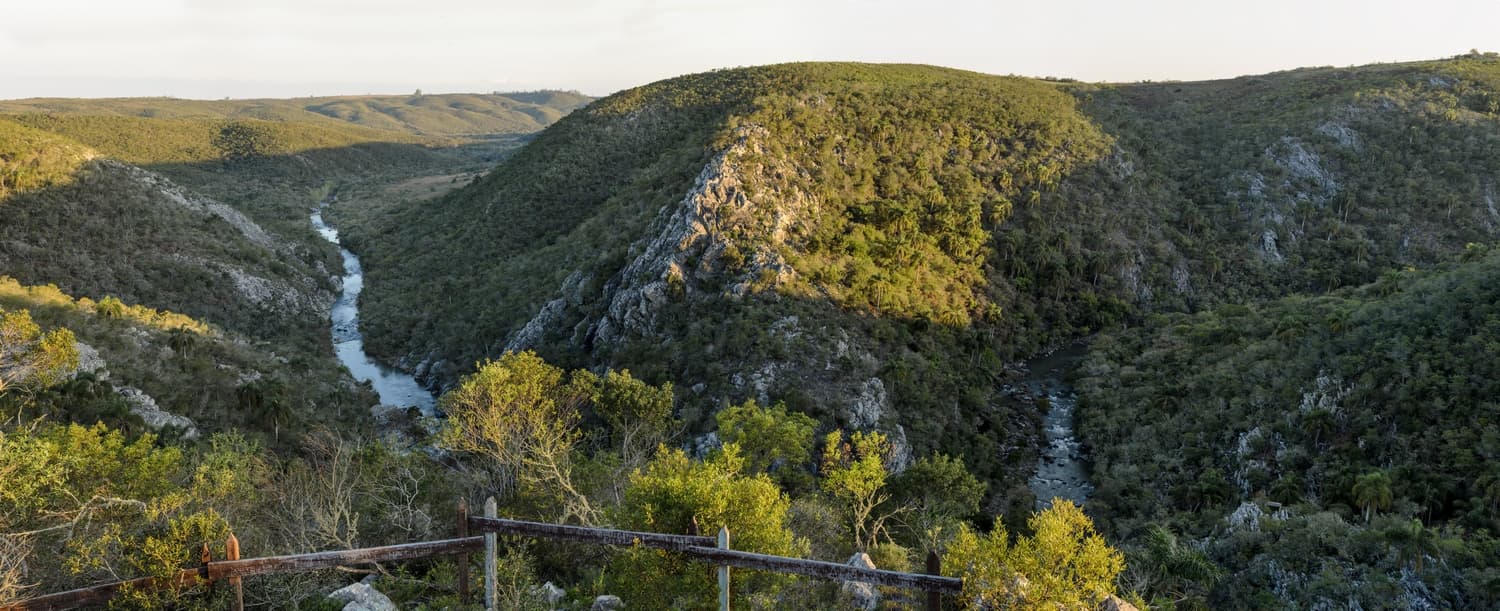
left=336, top=56, right=1500, bottom=605
left=336, top=64, right=1125, bottom=502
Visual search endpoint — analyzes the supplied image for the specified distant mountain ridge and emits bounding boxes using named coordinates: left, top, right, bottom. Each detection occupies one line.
left=0, top=90, right=594, bottom=137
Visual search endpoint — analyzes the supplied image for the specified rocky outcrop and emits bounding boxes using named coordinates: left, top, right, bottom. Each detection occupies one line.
left=327, top=581, right=396, bottom=611
left=1098, top=595, right=1141, bottom=611
left=109, top=161, right=279, bottom=251
left=590, top=594, right=624, bottom=610
left=69, top=341, right=108, bottom=380
left=590, top=127, right=774, bottom=344
left=839, top=552, right=880, bottom=610
left=117, top=386, right=198, bottom=439
left=535, top=581, right=566, bottom=606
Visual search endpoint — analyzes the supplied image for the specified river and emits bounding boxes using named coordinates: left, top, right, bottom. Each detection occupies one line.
left=311, top=205, right=438, bottom=417
left=1023, top=347, right=1094, bottom=509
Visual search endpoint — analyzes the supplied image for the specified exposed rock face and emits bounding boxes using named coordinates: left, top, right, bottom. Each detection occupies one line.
left=587, top=125, right=784, bottom=346
left=536, top=581, right=566, bottom=606
left=691, top=432, right=722, bottom=458
left=109, top=161, right=279, bottom=251
left=1316, top=120, right=1363, bottom=150
left=847, top=378, right=887, bottom=430
left=503, top=126, right=912, bottom=452
left=70, top=341, right=108, bottom=380
left=1098, top=595, right=1141, bottom=611
left=117, top=386, right=198, bottom=439
left=327, top=581, right=396, bottom=611
left=590, top=594, right=625, bottom=610
left=1299, top=370, right=1350, bottom=414
left=1226, top=501, right=1265, bottom=533
left=839, top=552, right=880, bottom=611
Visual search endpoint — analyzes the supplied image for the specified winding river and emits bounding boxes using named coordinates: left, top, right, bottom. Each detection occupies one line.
left=1024, top=348, right=1094, bottom=509
left=311, top=205, right=438, bottom=417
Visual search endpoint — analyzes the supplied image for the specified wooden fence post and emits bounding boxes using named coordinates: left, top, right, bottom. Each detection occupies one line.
left=717, top=526, right=730, bottom=611
left=484, top=497, right=497, bottom=611
left=227, top=534, right=244, bottom=611
left=457, top=498, right=470, bottom=604
left=925, top=550, right=941, bottom=611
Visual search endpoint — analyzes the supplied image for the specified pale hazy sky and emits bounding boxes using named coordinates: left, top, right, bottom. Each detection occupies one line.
left=2, top=0, right=1496, bottom=99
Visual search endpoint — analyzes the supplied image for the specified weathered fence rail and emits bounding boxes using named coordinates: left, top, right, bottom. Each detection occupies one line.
left=467, top=499, right=958, bottom=610
left=467, top=514, right=960, bottom=593
left=4, top=498, right=960, bottom=611
left=0, top=537, right=483, bottom=611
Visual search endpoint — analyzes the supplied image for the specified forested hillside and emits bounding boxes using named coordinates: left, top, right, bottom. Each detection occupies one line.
left=341, top=55, right=1500, bottom=512
left=1076, top=246, right=1500, bottom=607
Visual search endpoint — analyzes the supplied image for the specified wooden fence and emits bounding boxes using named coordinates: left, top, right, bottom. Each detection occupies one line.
left=2, top=497, right=960, bottom=611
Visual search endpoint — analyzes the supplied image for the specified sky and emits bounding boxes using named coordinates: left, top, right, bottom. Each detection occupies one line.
left=2, top=0, right=1497, bottom=100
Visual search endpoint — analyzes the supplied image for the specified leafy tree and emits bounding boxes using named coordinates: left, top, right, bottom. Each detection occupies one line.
left=944, top=499, right=1125, bottom=610
left=1352, top=471, right=1394, bottom=523
left=715, top=399, right=816, bottom=478
left=0, top=424, right=241, bottom=603
left=609, top=444, right=800, bottom=608
left=1122, top=524, right=1220, bottom=608
left=592, top=368, right=675, bottom=466
left=0, top=307, right=78, bottom=410
left=820, top=430, right=896, bottom=550
left=889, top=453, right=986, bottom=548
left=212, top=121, right=282, bottom=162
left=1384, top=518, right=1442, bottom=573
left=440, top=351, right=597, bottom=524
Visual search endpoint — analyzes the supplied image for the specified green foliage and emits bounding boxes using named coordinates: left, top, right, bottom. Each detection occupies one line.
left=1076, top=248, right=1500, bottom=606
left=0, top=118, right=91, bottom=199
left=820, top=430, right=894, bottom=549
left=0, top=424, right=234, bottom=600
left=889, top=453, right=987, bottom=548
left=592, top=368, right=676, bottom=464
left=0, top=276, right=375, bottom=444
left=213, top=121, right=285, bottom=162
left=0, top=306, right=79, bottom=398
left=944, top=500, right=1125, bottom=610
left=439, top=351, right=597, bottom=524
left=1352, top=470, right=1394, bottom=523
left=609, top=444, right=800, bottom=608
left=714, top=399, right=816, bottom=478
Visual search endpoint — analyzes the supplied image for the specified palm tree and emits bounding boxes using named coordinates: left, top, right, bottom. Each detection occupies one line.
left=1352, top=470, right=1394, bottom=523
left=1477, top=468, right=1500, bottom=516
left=237, top=378, right=291, bottom=441
left=1300, top=408, right=1336, bottom=448
left=1385, top=519, right=1441, bottom=573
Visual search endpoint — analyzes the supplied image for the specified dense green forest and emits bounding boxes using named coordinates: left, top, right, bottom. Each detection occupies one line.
left=1076, top=246, right=1500, bottom=608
